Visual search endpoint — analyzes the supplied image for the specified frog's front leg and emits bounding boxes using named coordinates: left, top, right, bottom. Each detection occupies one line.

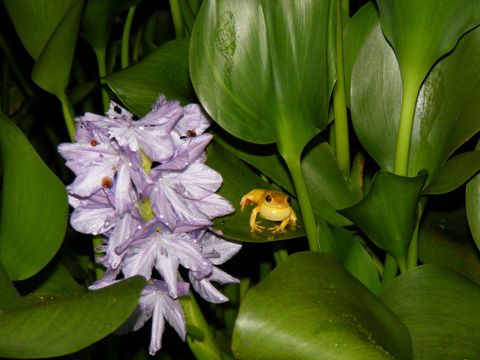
left=269, top=209, right=297, bottom=233
left=249, top=206, right=265, bottom=232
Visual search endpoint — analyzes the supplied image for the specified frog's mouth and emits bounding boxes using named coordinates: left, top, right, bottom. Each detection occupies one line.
left=259, top=206, right=292, bottom=222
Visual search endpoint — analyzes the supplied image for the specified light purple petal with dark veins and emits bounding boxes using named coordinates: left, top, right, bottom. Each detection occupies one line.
left=192, top=193, right=235, bottom=219
left=173, top=103, right=210, bottom=138
left=174, top=163, right=223, bottom=199
left=200, top=232, right=242, bottom=265
left=58, top=142, right=118, bottom=176
left=135, top=131, right=175, bottom=162
left=158, top=133, right=212, bottom=171
left=150, top=185, right=212, bottom=231
left=88, top=267, right=120, bottom=290
left=122, top=236, right=157, bottom=280
left=105, top=212, right=138, bottom=269
left=189, top=267, right=239, bottom=303
left=106, top=101, right=134, bottom=122
left=70, top=202, right=116, bottom=235
left=141, top=96, right=183, bottom=129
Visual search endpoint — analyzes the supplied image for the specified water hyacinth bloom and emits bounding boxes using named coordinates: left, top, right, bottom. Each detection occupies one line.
left=58, top=95, right=241, bottom=355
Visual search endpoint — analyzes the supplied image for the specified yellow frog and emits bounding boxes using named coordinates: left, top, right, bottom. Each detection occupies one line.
left=240, top=189, right=297, bottom=233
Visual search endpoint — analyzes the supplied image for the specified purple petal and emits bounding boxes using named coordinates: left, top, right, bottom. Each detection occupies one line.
left=173, top=103, right=210, bottom=138
left=200, top=232, right=242, bottom=265
left=158, top=133, right=213, bottom=171
left=193, top=193, right=236, bottom=219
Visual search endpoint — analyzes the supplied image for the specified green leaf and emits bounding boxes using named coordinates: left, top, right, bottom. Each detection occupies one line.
left=380, top=265, right=480, bottom=359
left=213, top=129, right=295, bottom=195
left=376, top=0, right=480, bottom=92
left=232, top=252, right=412, bottom=359
left=0, top=114, right=68, bottom=281
left=303, top=142, right=360, bottom=222
left=408, top=27, right=480, bottom=182
left=340, top=171, right=426, bottom=270
left=343, top=2, right=378, bottom=107
left=317, top=221, right=381, bottom=294
left=207, top=140, right=305, bottom=242
left=419, top=220, right=480, bottom=286
left=423, top=151, right=480, bottom=195
left=190, top=0, right=335, bottom=156
left=0, top=276, right=145, bottom=358
left=351, top=19, right=480, bottom=181
left=350, top=18, right=401, bottom=172
left=106, top=38, right=195, bottom=116
left=467, top=145, right=480, bottom=252
left=5, top=0, right=84, bottom=97
left=81, top=0, right=140, bottom=53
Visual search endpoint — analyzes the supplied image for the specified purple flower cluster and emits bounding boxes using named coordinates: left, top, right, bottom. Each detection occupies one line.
left=58, top=96, right=241, bottom=355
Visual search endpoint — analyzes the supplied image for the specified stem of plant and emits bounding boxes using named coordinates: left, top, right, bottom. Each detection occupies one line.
left=59, top=93, right=76, bottom=141
left=121, top=6, right=137, bottom=69
left=333, top=0, right=350, bottom=177
left=381, top=254, right=398, bottom=287
left=393, top=76, right=419, bottom=176
left=407, top=199, right=426, bottom=269
left=286, top=158, right=319, bottom=252
left=95, top=49, right=110, bottom=112
left=169, top=0, right=184, bottom=38
left=2, top=59, right=10, bottom=114
left=180, top=293, right=223, bottom=360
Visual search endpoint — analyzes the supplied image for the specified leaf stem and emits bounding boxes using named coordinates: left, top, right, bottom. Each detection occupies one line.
left=333, top=0, right=350, bottom=177
left=286, top=158, right=319, bottom=252
left=95, top=49, right=110, bottom=112
left=407, top=199, right=426, bottom=269
left=169, top=0, right=184, bottom=38
left=381, top=254, right=398, bottom=287
left=121, top=6, right=137, bottom=69
left=59, top=93, right=76, bottom=141
left=181, top=293, right=223, bottom=360
left=393, top=76, right=419, bottom=176
left=2, top=59, right=10, bottom=114
left=0, top=33, right=35, bottom=98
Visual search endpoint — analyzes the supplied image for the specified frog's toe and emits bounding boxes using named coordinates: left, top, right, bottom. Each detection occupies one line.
left=251, top=222, right=265, bottom=232
left=269, top=225, right=285, bottom=233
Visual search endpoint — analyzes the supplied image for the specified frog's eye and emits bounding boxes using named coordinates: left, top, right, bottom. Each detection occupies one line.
left=286, top=196, right=291, bottom=203
left=265, top=194, right=272, bottom=203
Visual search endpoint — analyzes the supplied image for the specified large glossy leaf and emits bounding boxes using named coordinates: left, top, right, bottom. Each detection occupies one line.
left=351, top=19, right=480, bottom=181
left=190, top=0, right=335, bottom=157
left=303, top=142, right=360, bottom=220
left=350, top=18, right=400, bottom=172
left=318, top=221, right=381, bottom=294
left=0, top=114, right=68, bottom=281
left=423, top=151, right=480, bottom=195
left=340, top=171, right=425, bottom=270
left=0, top=276, right=145, bottom=358
left=106, top=39, right=195, bottom=116
left=207, top=140, right=306, bottom=242
left=4, top=0, right=84, bottom=97
left=419, top=220, right=480, bottom=285
left=233, top=252, right=412, bottom=359
left=380, top=265, right=480, bottom=359
left=343, top=2, right=378, bottom=107
left=376, top=0, right=480, bottom=92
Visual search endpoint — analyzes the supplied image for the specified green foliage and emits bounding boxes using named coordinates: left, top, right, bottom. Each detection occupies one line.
left=3, top=0, right=480, bottom=358
left=0, top=114, right=68, bottom=280
left=381, top=265, right=480, bottom=359
left=233, top=252, right=412, bottom=359
left=0, top=275, right=145, bottom=358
